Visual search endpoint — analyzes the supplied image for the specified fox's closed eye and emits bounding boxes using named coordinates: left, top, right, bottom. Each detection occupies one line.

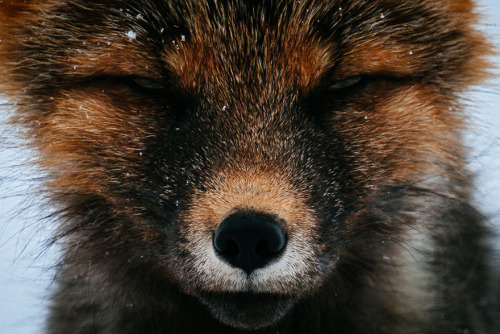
left=132, top=77, right=165, bottom=90
left=329, top=76, right=363, bottom=91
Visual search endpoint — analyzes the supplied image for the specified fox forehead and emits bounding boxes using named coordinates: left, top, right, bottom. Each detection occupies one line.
left=0, top=0, right=486, bottom=119
left=10, top=0, right=478, bottom=97
left=38, top=1, right=336, bottom=95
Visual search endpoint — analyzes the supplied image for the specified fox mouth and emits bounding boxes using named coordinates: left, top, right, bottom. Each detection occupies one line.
left=198, top=292, right=296, bottom=330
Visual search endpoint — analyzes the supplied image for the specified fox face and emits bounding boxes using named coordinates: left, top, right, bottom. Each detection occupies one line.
left=0, top=0, right=496, bottom=333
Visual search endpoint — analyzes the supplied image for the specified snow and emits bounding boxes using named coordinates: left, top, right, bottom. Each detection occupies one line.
left=126, top=30, right=137, bottom=40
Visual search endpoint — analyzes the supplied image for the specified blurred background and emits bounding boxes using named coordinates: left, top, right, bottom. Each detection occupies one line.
left=0, top=1, right=499, bottom=332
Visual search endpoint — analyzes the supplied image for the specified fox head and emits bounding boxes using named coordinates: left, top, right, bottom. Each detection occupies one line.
left=0, top=0, right=489, bottom=330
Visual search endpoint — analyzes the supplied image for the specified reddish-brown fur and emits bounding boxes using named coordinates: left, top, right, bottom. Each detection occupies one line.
left=0, top=0, right=498, bottom=333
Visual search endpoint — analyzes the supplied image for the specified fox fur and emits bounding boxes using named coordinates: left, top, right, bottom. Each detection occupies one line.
left=0, top=0, right=498, bottom=333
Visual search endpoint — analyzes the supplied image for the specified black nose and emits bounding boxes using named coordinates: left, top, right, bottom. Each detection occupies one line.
left=213, top=212, right=287, bottom=274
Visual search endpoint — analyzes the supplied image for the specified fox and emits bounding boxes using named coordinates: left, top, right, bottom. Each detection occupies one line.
left=0, top=0, right=498, bottom=333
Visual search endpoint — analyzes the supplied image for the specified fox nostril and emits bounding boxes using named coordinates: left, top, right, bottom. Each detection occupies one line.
left=213, top=212, right=287, bottom=274
left=220, top=239, right=239, bottom=257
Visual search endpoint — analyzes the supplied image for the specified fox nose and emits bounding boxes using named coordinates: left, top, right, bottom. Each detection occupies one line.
left=213, top=212, right=287, bottom=274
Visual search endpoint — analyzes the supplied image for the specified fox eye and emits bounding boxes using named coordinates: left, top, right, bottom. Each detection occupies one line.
left=132, top=77, right=165, bottom=90
left=329, top=76, right=363, bottom=91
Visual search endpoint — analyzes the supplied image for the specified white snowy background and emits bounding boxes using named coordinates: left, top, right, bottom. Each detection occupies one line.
left=0, top=1, right=499, bottom=332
